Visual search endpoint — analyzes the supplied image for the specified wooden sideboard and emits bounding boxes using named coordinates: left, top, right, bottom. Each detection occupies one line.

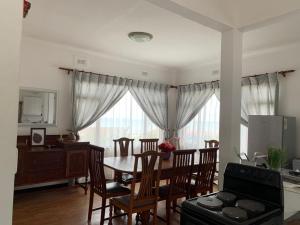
left=16, top=135, right=90, bottom=193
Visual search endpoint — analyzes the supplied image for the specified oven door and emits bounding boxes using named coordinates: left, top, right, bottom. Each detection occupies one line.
left=180, top=209, right=221, bottom=225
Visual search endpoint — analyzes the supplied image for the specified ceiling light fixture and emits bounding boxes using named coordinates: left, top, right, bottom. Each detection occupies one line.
left=128, top=32, right=153, bottom=43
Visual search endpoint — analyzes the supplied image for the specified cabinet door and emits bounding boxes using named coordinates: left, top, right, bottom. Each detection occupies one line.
left=66, top=150, right=87, bottom=178
left=24, top=151, right=65, bottom=184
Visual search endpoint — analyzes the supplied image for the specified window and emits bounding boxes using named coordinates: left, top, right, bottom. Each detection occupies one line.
left=240, top=124, right=248, bottom=155
left=179, top=94, right=220, bottom=149
left=79, top=92, right=164, bottom=153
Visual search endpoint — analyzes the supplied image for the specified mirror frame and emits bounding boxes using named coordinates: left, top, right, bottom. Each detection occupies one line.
left=18, top=87, right=58, bottom=127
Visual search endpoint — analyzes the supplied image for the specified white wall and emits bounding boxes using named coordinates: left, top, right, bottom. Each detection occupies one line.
left=18, top=37, right=177, bottom=135
left=176, top=61, right=220, bottom=84
left=0, top=0, right=23, bottom=224
left=176, top=42, right=300, bottom=157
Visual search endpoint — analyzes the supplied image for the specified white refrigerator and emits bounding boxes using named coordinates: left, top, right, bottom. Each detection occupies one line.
left=247, top=115, right=296, bottom=169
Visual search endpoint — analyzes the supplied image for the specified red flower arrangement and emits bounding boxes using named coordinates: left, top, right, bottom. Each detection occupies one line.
left=159, top=140, right=176, bottom=160
left=159, top=141, right=176, bottom=152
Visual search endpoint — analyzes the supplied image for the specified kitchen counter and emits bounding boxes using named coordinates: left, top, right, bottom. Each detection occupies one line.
left=284, top=181, right=300, bottom=219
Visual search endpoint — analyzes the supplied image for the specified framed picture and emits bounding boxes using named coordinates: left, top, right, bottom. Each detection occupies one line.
left=31, top=128, right=46, bottom=146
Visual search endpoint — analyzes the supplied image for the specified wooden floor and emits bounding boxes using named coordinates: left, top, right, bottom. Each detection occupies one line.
left=13, top=185, right=184, bottom=225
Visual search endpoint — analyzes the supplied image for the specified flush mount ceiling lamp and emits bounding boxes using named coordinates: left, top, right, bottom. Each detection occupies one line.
left=128, top=32, right=153, bottom=43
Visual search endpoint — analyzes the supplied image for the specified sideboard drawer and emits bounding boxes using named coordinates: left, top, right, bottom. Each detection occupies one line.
left=24, top=151, right=65, bottom=173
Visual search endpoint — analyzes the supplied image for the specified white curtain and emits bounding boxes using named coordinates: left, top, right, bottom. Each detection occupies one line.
left=241, top=73, right=279, bottom=123
left=178, top=73, right=279, bottom=151
left=79, top=92, right=164, bottom=155
left=129, top=80, right=169, bottom=138
left=179, top=94, right=220, bottom=149
left=72, top=70, right=130, bottom=133
left=176, top=82, right=219, bottom=132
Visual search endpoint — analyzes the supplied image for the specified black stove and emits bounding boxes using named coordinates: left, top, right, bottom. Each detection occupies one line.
left=181, top=163, right=284, bottom=225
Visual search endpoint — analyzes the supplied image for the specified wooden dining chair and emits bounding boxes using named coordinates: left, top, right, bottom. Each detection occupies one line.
left=108, top=151, right=163, bottom=225
left=190, top=148, right=218, bottom=197
left=204, top=140, right=220, bottom=185
left=113, top=137, right=134, bottom=185
left=158, top=150, right=196, bottom=225
left=88, top=145, right=131, bottom=225
left=139, top=138, right=159, bottom=153
left=113, top=137, right=134, bottom=157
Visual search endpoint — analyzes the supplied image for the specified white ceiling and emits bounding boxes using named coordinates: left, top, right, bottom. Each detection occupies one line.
left=169, top=0, right=300, bottom=29
left=23, top=0, right=221, bottom=68
left=23, top=0, right=300, bottom=69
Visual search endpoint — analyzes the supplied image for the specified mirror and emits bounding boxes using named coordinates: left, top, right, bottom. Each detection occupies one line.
left=18, top=88, right=57, bottom=126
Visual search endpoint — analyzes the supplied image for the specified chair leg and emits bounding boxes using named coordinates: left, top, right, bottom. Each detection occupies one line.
left=153, top=206, right=157, bottom=225
left=88, top=190, right=94, bottom=221
left=84, top=176, right=89, bottom=195
left=128, top=212, right=132, bottom=225
left=100, top=197, right=106, bottom=225
left=108, top=202, right=113, bottom=225
left=141, top=211, right=150, bottom=225
left=172, top=200, right=177, bottom=212
left=135, top=213, right=140, bottom=224
left=166, top=200, right=171, bottom=225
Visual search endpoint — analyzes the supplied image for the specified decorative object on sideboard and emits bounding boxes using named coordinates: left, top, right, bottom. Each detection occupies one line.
left=23, top=0, right=31, bottom=18
left=30, top=128, right=46, bottom=146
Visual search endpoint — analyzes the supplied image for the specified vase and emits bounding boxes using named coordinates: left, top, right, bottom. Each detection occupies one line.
left=161, top=151, right=171, bottom=160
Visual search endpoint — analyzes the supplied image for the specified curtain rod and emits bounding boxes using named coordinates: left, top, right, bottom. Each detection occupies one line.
left=185, top=69, right=296, bottom=87
left=59, top=67, right=295, bottom=89
left=58, top=67, right=178, bottom=89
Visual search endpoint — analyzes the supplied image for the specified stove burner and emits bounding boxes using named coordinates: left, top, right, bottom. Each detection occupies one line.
left=216, top=191, right=237, bottom=206
left=236, top=199, right=266, bottom=216
left=222, top=207, right=248, bottom=222
left=197, top=196, right=223, bottom=209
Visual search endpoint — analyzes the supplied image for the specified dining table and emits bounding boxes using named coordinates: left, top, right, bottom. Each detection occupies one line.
left=103, top=153, right=201, bottom=180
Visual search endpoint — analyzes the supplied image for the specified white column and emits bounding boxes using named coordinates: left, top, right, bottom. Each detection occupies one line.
left=0, top=1, right=23, bottom=225
left=219, top=29, right=243, bottom=188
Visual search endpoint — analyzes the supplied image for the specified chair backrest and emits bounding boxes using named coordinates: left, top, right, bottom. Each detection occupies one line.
left=113, top=137, right=134, bottom=157
left=139, top=138, right=159, bottom=153
left=129, top=151, right=163, bottom=208
left=194, top=148, right=218, bottom=194
left=169, top=150, right=196, bottom=197
left=204, top=140, right=219, bottom=148
left=89, top=145, right=106, bottom=195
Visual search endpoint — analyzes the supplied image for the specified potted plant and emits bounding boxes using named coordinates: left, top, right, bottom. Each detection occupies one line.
left=158, top=140, right=176, bottom=160
left=267, top=147, right=286, bottom=171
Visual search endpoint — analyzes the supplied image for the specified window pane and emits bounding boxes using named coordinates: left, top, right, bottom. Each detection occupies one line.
left=79, top=92, right=164, bottom=153
left=179, top=94, right=220, bottom=148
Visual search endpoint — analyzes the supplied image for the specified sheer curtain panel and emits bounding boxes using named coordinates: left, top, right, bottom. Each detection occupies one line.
left=129, top=80, right=169, bottom=138
left=72, top=70, right=130, bottom=133
left=241, top=73, right=279, bottom=123
left=179, top=94, right=220, bottom=148
left=175, top=82, right=219, bottom=132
